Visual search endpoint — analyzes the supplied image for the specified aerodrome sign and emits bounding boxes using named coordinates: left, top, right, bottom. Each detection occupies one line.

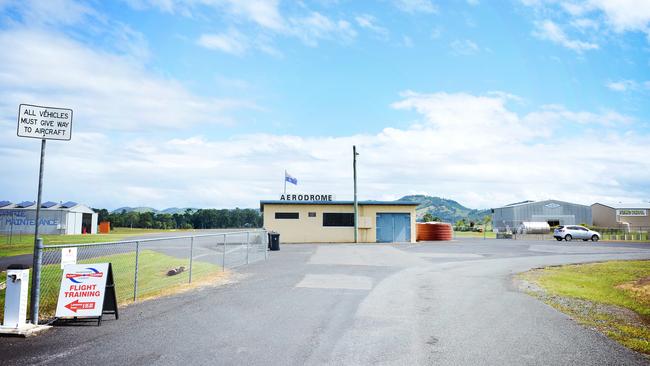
left=280, top=194, right=334, bottom=201
left=17, top=104, right=73, bottom=141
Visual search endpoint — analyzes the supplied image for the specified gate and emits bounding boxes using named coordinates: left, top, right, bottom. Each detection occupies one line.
left=376, top=213, right=411, bottom=242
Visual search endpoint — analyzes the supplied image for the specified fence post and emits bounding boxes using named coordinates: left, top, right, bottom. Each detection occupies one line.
left=29, top=238, right=43, bottom=325
left=189, top=236, right=194, bottom=284
left=222, top=234, right=226, bottom=271
left=246, top=232, right=250, bottom=264
left=133, top=241, right=140, bottom=302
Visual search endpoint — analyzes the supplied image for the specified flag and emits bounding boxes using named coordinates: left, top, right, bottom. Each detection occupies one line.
left=285, top=171, right=298, bottom=185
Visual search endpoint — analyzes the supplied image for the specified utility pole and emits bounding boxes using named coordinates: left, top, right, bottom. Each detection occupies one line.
left=353, top=146, right=359, bottom=243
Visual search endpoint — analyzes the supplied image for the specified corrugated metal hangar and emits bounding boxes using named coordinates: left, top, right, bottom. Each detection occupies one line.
left=0, top=200, right=98, bottom=235
left=491, top=199, right=592, bottom=231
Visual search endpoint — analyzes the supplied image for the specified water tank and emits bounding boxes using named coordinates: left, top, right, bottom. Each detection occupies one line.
left=518, top=222, right=550, bottom=234
left=417, top=222, right=453, bottom=241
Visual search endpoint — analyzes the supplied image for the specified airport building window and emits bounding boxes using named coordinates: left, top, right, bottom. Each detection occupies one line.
left=323, top=213, right=354, bottom=227
left=308, top=212, right=316, bottom=217
left=275, top=212, right=299, bottom=219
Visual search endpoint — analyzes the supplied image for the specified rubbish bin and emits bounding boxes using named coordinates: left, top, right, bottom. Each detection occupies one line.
left=268, top=232, right=280, bottom=251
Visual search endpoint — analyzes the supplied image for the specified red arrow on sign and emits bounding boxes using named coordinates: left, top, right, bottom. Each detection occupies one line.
left=64, top=300, right=96, bottom=313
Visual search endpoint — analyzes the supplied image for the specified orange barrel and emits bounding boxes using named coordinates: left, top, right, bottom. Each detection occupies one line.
left=416, top=222, right=453, bottom=241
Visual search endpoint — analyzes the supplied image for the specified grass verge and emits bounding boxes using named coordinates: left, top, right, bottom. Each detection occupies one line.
left=0, top=227, right=193, bottom=257
left=453, top=231, right=496, bottom=239
left=0, top=249, right=223, bottom=323
left=518, top=260, right=650, bottom=354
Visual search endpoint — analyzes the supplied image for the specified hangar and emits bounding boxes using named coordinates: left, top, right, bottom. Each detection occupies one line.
left=592, top=202, right=650, bottom=231
left=260, top=200, right=418, bottom=243
left=492, top=199, right=592, bottom=231
left=0, top=200, right=98, bottom=235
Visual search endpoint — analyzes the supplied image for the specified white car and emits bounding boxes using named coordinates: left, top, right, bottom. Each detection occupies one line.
left=554, top=225, right=601, bottom=242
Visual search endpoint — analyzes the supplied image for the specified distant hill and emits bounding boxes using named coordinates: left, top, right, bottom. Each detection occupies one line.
left=111, top=207, right=197, bottom=214
left=399, top=195, right=491, bottom=223
left=160, top=207, right=197, bottom=214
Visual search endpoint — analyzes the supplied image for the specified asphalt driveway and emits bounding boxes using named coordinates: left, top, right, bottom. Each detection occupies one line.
left=2, top=238, right=650, bottom=365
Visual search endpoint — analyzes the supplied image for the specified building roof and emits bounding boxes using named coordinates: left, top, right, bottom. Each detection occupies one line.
left=0, top=200, right=95, bottom=213
left=593, top=202, right=650, bottom=210
left=504, top=200, right=535, bottom=207
left=495, top=199, right=590, bottom=209
left=260, top=200, right=419, bottom=211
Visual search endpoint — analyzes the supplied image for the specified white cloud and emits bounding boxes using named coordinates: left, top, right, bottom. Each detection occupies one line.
left=129, top=0, right=357, bottom=48
left=355, top=14, right=389, bottom=38
left=4, top=90, right=647, bottom=210
left=197, top=29, right=249, bottom=55
left=0, top=29, right=257, bottom=131
left=588, top=0, right=650, bottom=33
left=289, top=12, right=357, bottom=47
left=522, top=0, right=650, bottom=42
left=219, top=0, right=286, bottom=32
left=533, top=20, right=599, bottom=52
left=393, top=0, right=438, bottom=14
left=606, top=79, right=637, bottom=92
left=125, top=0, right=285, bottom=30
left=450, top=39, right=479, bottom=55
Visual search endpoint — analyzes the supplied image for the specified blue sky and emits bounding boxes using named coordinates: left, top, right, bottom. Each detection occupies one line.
left=0, top=0, right=649, bottom=210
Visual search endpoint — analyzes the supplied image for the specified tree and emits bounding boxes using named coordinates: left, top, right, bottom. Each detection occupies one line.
left=422, top=213, right=434, bottom=222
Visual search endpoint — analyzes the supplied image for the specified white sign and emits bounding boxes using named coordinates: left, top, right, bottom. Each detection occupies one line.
left=17, top=104, right=73, bottom=141
left=617, top=209, right=647, bottom=217
left=55, top=263, right=108, bottom=318
left=545, top=203, right=561, bottom=209
left=60, top=247, right=77, bottom=269
left=280, top=194, right=335, bottom=201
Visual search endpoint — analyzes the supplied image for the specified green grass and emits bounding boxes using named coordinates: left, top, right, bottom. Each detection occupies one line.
left=0, top=249, right=221, bottom=322
left=521, top=260, right=650, bottom=354
left=453, top=231, right=496, bottom=239
left=0, top=227, right=192, bottom=257
left=534, top=261, right=650, bottom=317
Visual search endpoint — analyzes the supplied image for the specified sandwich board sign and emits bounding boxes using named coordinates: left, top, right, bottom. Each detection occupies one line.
left=55, top=263, right=118, bottom=325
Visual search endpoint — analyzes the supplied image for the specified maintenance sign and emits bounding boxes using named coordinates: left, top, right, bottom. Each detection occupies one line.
left=17, top=104, right=73, bottom=141
left=55, top=263, right=109, bottom=318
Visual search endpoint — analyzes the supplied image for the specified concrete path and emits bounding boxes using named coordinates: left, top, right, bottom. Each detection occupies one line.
left=1, top=239, right=650, bottom=365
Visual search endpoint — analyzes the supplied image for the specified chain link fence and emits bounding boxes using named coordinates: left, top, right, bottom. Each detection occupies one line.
left=0, top=230, right=268, bottom=322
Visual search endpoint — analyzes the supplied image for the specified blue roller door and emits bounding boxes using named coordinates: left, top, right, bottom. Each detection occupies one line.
left=376, top=213, right=411, bottom=243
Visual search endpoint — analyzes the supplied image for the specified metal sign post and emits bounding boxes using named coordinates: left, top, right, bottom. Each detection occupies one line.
left=16, top=104, right=73, bottom=325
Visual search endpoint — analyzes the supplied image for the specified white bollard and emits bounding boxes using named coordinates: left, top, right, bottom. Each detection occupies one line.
left=3, top=268, right=30, bottom=328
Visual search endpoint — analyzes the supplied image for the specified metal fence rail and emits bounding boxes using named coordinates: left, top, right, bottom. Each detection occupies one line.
left=33, top=230, right=268, bottom=320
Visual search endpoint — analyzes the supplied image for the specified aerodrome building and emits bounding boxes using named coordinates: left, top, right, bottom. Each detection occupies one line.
left=260, top=199, right=418, bottom=243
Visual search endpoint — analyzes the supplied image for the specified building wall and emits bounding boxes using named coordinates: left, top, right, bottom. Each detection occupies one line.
left=262, top=203, right=416, bottom=243
left=0, top=209, right=67, bottom=234
left=591, top=204, right=618, bottom=227
left=492, top=200, right=592, bottom=230
left=0, top=208, right=98, bottom=235
left=592, top=204, right=650, bottom=229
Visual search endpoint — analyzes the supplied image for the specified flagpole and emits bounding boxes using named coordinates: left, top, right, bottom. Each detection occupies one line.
left=353, top=146, right=359, bottom=244
left=284, top=170, right=287, bottom=195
